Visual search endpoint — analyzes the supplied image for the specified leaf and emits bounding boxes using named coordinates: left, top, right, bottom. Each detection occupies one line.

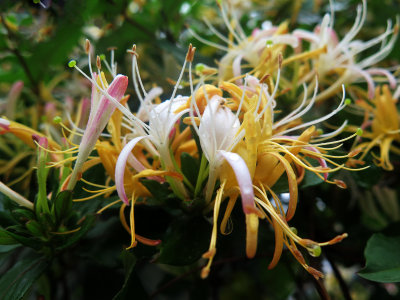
left=157, top=216, right=210, bottom=265
left=180, top=152, right=200, bottom=186
left=0, top=227, right=42, bottom=250
left=358, top=233, right=400, bottom=282
left=56, top=214, right=96, bottom=250
left=0, top=229, right=19, bottom=245
left=53, top=190, right=73, bottom=222
left=0, top=254, right=48, bottom=300
left=113, top=251, right=148, bottom=300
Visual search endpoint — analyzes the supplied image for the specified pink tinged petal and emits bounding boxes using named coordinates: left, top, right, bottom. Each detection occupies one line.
left=65, top=96, right=74, bottom=114
left=218, top=150, right=255, bottom=214
left=0, top=118, right=10, bottom=131
left=293, top=29, right=320, bottom=45
left=305, top=146, right=329, bottom=181
left=82, top=75, right=128, bottom=151
left=233, top=54, right=243, bottom=84
left=116, top=136, right=147, bottom=205
left=366, top=68, right=397, bottom=89
left=351, top=67, right=375, bottom=99
left=394, top=86, right=400, bottom=100
left=68, top=75, right=128, bottom=191
left=5, top=81, right=24, bottom=119
left=251, top=28, right=261, bottom=37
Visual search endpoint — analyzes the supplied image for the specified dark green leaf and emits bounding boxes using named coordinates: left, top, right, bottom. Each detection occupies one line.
left=0, top=227, right=42, bottom=250
left=113, top=251, right=148, bottom=300
left=56, top=214, right=96, bottom=250
left=358, top=233, right=400, bottom=282
left=157, top=216, right=210, bottom=265
left=0, top=254, right=48, bottom=300
left=180, top=152, right=200, bottom=186
left=53, top=190, right=73, bottom=222
left=25, top=220, right=44, bottom=237
left=0, top=228, right=19, bottom=245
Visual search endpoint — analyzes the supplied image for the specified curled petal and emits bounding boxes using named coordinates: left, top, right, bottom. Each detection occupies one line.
left=115, top=136, right=146, bottom=205
left=218, top=150, right=255, bottom=214
left=0, top=118, right=10, bottom=131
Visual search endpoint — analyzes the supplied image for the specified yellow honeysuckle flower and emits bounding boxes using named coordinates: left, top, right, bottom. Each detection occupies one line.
left=349, top=85, right=400, bottom=170
left=184, top=66, right=362, bottom=278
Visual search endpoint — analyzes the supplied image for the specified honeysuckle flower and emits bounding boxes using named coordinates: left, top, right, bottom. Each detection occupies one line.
left=114, top=45, right=196, bottom=205
left=185, top=59, right=364, bottom=278
left=348, top=85, right=400, bottom=170
left=189, top=2, right=298, bottom=82
left=293, top=0, right=398, bottom=101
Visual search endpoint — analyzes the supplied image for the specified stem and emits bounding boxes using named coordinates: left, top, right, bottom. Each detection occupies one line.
left=0, top=181, right=34, bottom=210
left=0, top=14, right=40, bottom=97
left=325, top=252, right=353, bottom=300
left=194, top=154, right=208, bottom=196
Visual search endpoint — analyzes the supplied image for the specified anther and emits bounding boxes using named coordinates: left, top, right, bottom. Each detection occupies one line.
left=127, top=44, right=138, bottom=57
left=96, top=55, right=102, bottom=69
left=260, top=74, right=270, bottom=84
left=53, top=116, right=62, bottom=124
left=186, top=43, right=196, bottom=62
left=85, top=39, right=91, bottom=54
left=278, top=53, right=283, bottom=69
left=334, top=179, right=347, bottom=189
left=68, top=60, right=77, bottom=68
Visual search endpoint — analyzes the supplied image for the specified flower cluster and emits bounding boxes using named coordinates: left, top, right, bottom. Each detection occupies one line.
left=0, top=0, right=398, bottom=285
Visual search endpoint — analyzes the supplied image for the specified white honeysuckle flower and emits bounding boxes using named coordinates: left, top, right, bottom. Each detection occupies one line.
left=293, top=0, right=398, bottom=100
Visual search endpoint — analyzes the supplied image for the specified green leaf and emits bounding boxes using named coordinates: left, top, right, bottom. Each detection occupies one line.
left=0, top=228, right=19, bottom=245
left=140, top=180, right=173, bottom=202
left=157, top=216, right=210, bottom=265
left=181, top=152, right=200, bottom=186
left=0, top=227, right=42, bottom=250
left=52, top=190, right=73, bottom=222
left=56, top=214, right=96, bottom=250
left=25, top=220, right=44, bottom=237
left=358, top=233, right=400, bottom=282
left=113, top=251, right=148, bottom=300
left=0, top=254, right=48, bottom=300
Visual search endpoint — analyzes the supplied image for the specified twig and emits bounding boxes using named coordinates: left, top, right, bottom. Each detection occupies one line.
left=0, top=14, right=40, bottom=96
left=325, top=252, right=353, bottom=300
